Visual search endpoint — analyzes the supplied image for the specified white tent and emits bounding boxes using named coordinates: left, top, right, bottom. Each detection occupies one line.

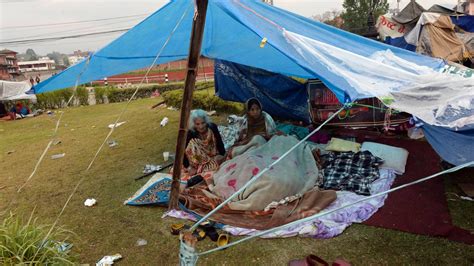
left=0, top=80, right=36, bottom=101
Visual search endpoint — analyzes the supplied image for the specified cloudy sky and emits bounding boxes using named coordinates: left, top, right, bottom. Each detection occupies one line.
left=0, top=0, right=454, bottom=55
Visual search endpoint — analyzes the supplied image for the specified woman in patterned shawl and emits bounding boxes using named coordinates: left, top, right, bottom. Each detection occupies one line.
left=181, top=109, right=226, bottom=180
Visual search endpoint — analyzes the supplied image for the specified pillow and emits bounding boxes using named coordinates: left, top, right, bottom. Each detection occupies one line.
left=361, top=142, right=409, bottom=174
left=326, top=138, right=361, bottom=153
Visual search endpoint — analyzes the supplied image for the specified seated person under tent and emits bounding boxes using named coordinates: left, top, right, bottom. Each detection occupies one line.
left=173, top=109, right=226, bottom=182
left=228, top=98, right=277, bottom=159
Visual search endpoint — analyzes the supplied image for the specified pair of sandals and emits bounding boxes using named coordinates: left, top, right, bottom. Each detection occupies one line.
left=171, top=222, right=229, bottom=247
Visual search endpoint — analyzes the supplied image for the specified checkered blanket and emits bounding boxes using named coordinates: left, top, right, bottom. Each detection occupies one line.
left=321, top=151, right=383, bottom=195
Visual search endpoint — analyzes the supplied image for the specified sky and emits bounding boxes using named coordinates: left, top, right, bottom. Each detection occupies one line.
left=0, top=0, right=455, bottom=55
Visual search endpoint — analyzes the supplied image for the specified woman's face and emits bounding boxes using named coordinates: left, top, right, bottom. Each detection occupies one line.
left=194, top=117, right=207, bottom=133
left=248, top=103, right=261, bottom=119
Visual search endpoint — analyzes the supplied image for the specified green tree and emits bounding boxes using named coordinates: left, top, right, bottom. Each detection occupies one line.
left=341, top=0, right=388, bottom=33
left=46, top=51, right=64, bottom=65
left=312, top=10, right=343, bottom=28
left=62, top=55, right=70, bottom=66
left=25, top=48, right=38, bottom=61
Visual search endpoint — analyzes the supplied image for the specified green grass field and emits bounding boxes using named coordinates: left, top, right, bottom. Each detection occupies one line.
left=1, top=98, right=473, bottom=265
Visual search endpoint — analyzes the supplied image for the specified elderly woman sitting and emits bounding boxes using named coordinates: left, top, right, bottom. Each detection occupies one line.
left=182, top=109, right=226, bottom=179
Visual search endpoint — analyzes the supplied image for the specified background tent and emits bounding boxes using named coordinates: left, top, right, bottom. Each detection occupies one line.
left=392, top=0, right=425, bottom=25
left=0, top=81, right=36, bottom=101
left=34, top=0, right=473, bottom=165
left=379, top=11, right=473, bottom=62
left=405, top=13, right=469, bottom=62
left=428, top=4, right=464, bottom=15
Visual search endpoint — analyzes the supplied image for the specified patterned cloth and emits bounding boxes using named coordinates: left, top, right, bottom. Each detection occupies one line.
left=321, top=151, right=383, bottom=195
left=124, top=174, right=173, bottom=206
left=185, top=129, right=219, bottom=174
left=218, top=124, right=240, bottom=150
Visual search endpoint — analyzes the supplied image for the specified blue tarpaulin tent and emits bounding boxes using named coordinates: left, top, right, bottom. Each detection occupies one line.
left=34, top=0, right=473, bottom=166
left=35, top=0, right=443, bottom=96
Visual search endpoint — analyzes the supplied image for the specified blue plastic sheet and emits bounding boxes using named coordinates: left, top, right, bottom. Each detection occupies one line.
left=451, top=15, right=474, bottom=32
left=384, top=36, right=416, bottom=51
left=32, top=0, right=471, bottom=166
left=35, top=0, right=445, bottom=97
left=214, top=60, right=309, bottom=122
left=422, top=123, right=474, bottom=166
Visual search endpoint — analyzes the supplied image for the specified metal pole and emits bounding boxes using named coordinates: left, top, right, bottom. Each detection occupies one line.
left=168, top=0, right=209, bottom=210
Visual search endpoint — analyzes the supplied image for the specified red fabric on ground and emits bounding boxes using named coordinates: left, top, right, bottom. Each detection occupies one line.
left=363, top=138, right=474, bottom=245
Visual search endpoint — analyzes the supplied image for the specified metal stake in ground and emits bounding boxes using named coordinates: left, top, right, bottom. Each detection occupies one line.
left=169, top=0, right=209, bottom=210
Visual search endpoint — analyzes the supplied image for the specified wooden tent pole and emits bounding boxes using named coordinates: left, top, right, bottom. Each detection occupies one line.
left=168, top=0, right=209, bottom=210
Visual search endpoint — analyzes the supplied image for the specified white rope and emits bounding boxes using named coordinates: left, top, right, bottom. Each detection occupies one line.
left=189, top=105, right=348, bottom=231
left=197, top=160, right=474, bottom=256
left=31, top=4, right=192, bottom=261
left=86, top=4, right=191, bottom=171
left=17, top=57, right=91, bottom=193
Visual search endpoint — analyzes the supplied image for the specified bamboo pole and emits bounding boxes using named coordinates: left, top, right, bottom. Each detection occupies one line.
left=169, top=0, right=209, bottom=210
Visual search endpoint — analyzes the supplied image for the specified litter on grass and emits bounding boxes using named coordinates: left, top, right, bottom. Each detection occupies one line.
left=57, top=242, right=73, bottom=253
left=143, top=164, right=162, bottom=174
left=84, top=198, right=97, bottom=207
left=108, top=121, right=126, bottom=129
left=108, top=140, right=118, bottom=148
left=96, top=254, right=122, bottom=266
left=160, top=117, right=169, bottom=127
left=136, top=239, right=148, bottom=246
left=51, top=153, right=65, bottom=159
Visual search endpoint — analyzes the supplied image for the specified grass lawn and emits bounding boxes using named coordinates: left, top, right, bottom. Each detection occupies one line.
left=0, top=98, right=473, bottom=265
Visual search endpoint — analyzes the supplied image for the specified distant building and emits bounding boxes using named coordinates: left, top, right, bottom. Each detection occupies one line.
left=72, top=50, right=91, bottom=57
left=68, top=55, right=85, bottom=66
left=0, top=49, right=20, bottom=80
left=56, top=58, right=65, bottom=66
left=18, top=58, right=55, bottom=72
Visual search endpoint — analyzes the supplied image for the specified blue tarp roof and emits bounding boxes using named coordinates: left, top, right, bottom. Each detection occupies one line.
left=34, top=0, right=473, bottom=166
left=35, top=0, right=444, bottom=102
